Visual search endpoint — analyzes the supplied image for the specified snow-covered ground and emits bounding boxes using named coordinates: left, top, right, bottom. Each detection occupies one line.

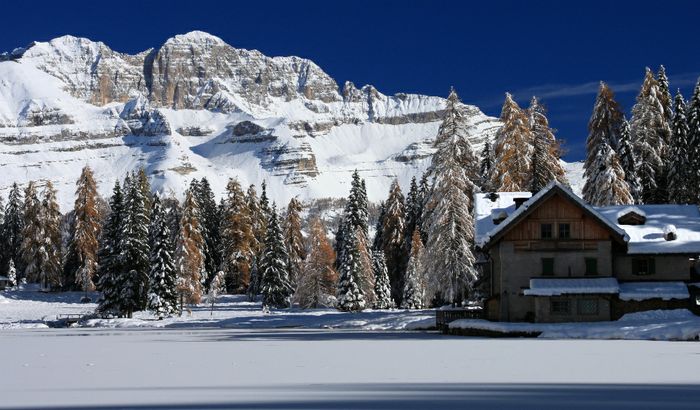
left=0, top=289, right=434, bottom=331
left=2, top=327, right=700, bottom=409
left=451, top=309, right=700, bottom=341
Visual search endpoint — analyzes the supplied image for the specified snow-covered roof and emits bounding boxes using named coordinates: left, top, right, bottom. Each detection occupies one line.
left=478, top=182, right=628, bottom=248
left=524, top=278, right=620, bottom=296
left=596, top=205, right=700, bottom=254
left=618, top=282, right=689, bottom=301
left=474, top=191, right=532, bottom=244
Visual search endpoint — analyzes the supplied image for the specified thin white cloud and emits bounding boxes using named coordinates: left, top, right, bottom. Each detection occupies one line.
left=477, top=72, right=699, bottom=108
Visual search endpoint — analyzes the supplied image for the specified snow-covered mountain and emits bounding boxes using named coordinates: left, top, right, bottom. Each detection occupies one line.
left=1, top=31, right=515, bottom=209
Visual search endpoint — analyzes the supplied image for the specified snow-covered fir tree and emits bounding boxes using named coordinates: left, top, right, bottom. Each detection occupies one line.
left=616, top=119, right=642, bottom=203
left=96, top=181, right=125, bottom=315
left=667, top=91, right=692, bottom=204
left=334, top=170, right=370, bottom=277
left=355, top=226, right=376, bottom=306
left=630, top=68, right=671, bottom=203
left=422, top=89, right=479, bottom=305
left=583, top=142, right=634, bottom=206
left=220, top=178, right=255, bottom=293
left=67, top=166, right=101, bottom=293
left=259, top=204, right=293, bottom=309
left=372, top=251, right=394, bottom=309
left=403, top=176, right=424, bottom=262
left=418, top=173, right=430, bottom=243
left=528, top=97, right=567, bottom=193
left=175, top=188, right=205, bottom=307
left=119, top=175, right=151, bottom=313
left=336, top=223, right=366, bottom=312
left=401, top=229, right=425, bottom=309
left=1, top=183, right=24, bottom=280
left=20, top=182, right=46, bottom=289
left=479, top=141, right=495, bottom=192
left=492, top=92, right=533, bottom=191
left=40, top=181, right=63, bottom=290
left=657, top=65, right=674, bottom=123
left=7, top=258, right=16, bottom=287
left=371, top=201, right=386, bottom=253
left=194, top=177, right=221, bottom=287
left=246, top=184, right=267, bottom=299
left=283, top=197, right=305, bottom=290
left=147, top=194, right=178, bottom=317
left=687, top=79, right=700, bottom=202
left=381, top=179, right=406, bottom=302
left=295, top=217, right=337, bottom=308
left=584, top=83, right=634, bottom=206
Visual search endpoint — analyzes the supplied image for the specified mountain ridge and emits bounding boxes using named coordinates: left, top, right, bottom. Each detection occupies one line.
left=0, top=31, right=527, bottom=210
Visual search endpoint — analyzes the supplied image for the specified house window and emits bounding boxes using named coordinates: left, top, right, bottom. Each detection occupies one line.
left=632, top=257, right=656, bottom=276
left=577, top=299, right=598, bottom=315
left=540, top=223, right=553, bottom=239
left=585, top=258, right=598, bottom=276
left=558, top=223, right=571, bottom=239
left=542, top=258, right=554, bottom=276
left=550, top=299, right=570, bottom=315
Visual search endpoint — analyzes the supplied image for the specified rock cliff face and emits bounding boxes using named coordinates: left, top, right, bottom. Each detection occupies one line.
left=0, top=31, right=503, bottom=209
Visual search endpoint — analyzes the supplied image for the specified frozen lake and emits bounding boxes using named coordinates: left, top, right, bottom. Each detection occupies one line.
left=2, top=328, right=700, bottom=409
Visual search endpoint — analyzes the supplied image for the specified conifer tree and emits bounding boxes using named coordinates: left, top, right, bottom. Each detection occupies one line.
left=479, top=141, right=495, bottom=191
left=403, top=177, right=421, bottom=252
left=583, top=143, right=634, bottom=206
left=40, top=181, right=63, bottom=290
left=372, top=251, right=394, bottom=309
left=220, top=178, right=255, bottom=292
left=195, top=177, right=221, bottom=286
left=67, top=166, right=101, bottom=293
left=630, top=68, right=671, bottom=203
left=417, top=173, right=430, bottom=243
left=147, top=194, right=178, bottom=316
left=97, top=181, right=125, bottom=315
left=1, top=183, right=24, bottom=279
left=135, top=168, right=152, bottom=214
left=401, top=230, right=425, bottom=309
left=0, top=195, right=3, bottom=236
left=246, top=184, right=266, bottom=298
left=295, top=217, right=337, bottom=308
left=175, top=189, right=205, bottom=307
left=371, top=201, right=386, bottom=253
left=616, top=119, right=642, bottom=203
left=528, top=97, right=567, bottom=193
left=584, top=83, right=633, bottom=205
left=283, top=197, right=305, bottom=289
left=206, top=271, right=226, bottom=315
left=120, top=174, right=151, bottom=312
left=7, top=259, right=16, bottom=287
left=163, top=196, right=182, bottom=247
left=259, top=204, right=293, bottom=308
left=687, top=79, right=700, bottom=202
left=21, top=182, right=44, bottom=288
left=336, top=224, right=366, bottom=312
left=355, top=226, right=376, bottom=306
left=422, top=89, right=479, bottom=305
left=381, top=179, right=406, bottom=302
left=492, top=93, right=533, bottom=191
left=667, top=91, right=692, bottom=203
left=657, top=65, right=674, bottom=123
left=334, top=170, right=370, bottom=273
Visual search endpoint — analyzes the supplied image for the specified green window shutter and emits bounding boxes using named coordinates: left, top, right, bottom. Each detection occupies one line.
left=542, top=258, right=554, bottom=276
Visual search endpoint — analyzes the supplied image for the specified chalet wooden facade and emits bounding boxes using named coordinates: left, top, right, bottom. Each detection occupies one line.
left=475, top=183, right=699, bottom=323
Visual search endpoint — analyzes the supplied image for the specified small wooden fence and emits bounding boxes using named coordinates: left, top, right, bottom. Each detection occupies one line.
left=436, top=309, right=485, bottom=333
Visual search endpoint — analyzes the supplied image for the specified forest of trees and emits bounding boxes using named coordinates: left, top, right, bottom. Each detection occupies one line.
left=583, top=66, right=700, bottom=206
left=2, top=69, right=696, bottom=315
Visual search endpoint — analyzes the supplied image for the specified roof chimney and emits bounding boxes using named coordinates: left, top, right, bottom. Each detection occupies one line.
left=513, top=197, right=529, bottom=210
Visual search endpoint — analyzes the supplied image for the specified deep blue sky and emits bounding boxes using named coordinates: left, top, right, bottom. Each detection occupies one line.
left=3, top=0, right=700, bottom=160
